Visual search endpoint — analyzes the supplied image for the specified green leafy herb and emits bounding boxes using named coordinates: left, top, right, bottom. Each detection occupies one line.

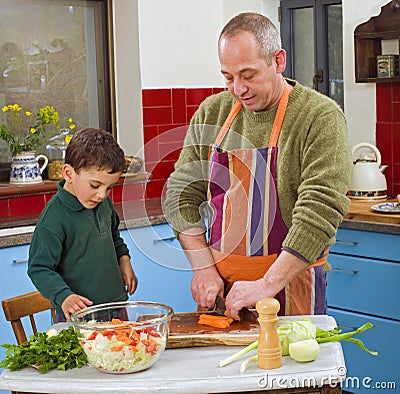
left=0, top=326, right=87, bottom=373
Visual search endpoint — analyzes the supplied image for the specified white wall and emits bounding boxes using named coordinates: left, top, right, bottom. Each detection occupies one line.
left=137, top=0, right=275, bottom=88
left=114, top=0, right=389, bottom=153
left=342, top=0, right=388, bottom=147
left=113, top=0, right=143, bottom=157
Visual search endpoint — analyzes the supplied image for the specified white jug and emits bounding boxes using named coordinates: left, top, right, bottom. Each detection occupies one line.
left=9, top=151, right=48, bottom=185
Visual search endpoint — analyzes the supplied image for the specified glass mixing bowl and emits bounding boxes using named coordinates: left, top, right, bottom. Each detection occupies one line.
left=70, top=301, right=174, bottom=374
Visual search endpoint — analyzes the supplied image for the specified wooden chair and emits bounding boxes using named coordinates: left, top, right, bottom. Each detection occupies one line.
left=1, top=290, right=56, bottom=345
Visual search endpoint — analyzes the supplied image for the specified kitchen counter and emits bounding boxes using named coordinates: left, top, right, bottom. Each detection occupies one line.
left=1, top=197, right=399, bottom=249
left=0, top=316, right=345, bottom=393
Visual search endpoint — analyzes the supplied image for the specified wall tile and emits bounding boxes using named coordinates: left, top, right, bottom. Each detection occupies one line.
left=144, top=136, right=160, bottom=163
left=186, top=88, right=213, bottom=106
left=0, top=199, right=9, bottom=218
left=149, top=160, right=175, bottom=181
left=376, top=122, right=392, bottom=164
left=143, top=107, right=172, bottom=126
left=145, top=179, right=168, bottom=199
left=392, top=82, right=400, bottom=103
left=213, top=87, right=226, bottom=94
left=392, top=123, right=400, bottom=164
left=186, top=105, right=198, bottom=122
left=142, top=89, right=171, bottom=107
left=172, top=89, right=187, bottom=124
left=143, top=126, right=159, bottom=144
left=121, top=183, right=146, bottom=202
left=376, top=83, right=392, bottom=123
left=9, top=195, right=46, bottom=216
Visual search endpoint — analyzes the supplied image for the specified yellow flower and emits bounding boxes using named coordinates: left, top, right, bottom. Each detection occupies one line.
left=65, top=135, right=73, bottom=143
left=25, top=111, right=32, bottom=117
left=70, top=124, right=76, bottom=130
left=1, top=106, right=7, bottom=112
left=67, top=118, right=73, bottom=123
left=30, top=128, right=37, bottom=134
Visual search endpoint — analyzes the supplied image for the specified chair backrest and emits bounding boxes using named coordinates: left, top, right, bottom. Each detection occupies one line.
left=2, top=291, right=57, bottom=344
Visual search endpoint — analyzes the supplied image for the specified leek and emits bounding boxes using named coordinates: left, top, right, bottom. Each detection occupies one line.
left=219, top=319, right=377, bottom=368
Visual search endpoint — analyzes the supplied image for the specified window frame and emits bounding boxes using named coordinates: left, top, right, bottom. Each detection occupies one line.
left=280, top=0, right=342, bottom=97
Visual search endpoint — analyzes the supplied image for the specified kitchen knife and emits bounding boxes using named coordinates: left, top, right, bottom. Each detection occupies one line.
left=211, top=295, right=258, bottom=323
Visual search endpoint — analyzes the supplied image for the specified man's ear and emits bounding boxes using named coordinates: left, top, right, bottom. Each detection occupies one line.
left=274, top=49, right=287, bottom=74
left=62, top=163, right=75, bottom=182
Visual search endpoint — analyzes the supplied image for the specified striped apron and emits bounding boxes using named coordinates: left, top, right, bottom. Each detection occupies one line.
left=207, top=82, right=327, bottom=315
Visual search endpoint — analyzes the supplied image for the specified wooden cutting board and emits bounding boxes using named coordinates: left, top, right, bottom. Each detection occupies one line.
left=166, top=312, right=259, bottom=348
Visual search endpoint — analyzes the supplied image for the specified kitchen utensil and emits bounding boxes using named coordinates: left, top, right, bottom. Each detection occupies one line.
left=348, top=142, right=387, bottom=200
left=166, top=312, right=259, bottom=348
left=210, top=295, right=258, bottom=322
left=70, top=301, right=173, bottom=374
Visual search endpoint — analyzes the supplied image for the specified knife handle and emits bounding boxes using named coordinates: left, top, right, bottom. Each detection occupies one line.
left=256, top=298, right=282, bottom=370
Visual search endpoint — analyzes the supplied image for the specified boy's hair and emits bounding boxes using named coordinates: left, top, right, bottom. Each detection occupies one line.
left=65, top=128, right=125, bottom=174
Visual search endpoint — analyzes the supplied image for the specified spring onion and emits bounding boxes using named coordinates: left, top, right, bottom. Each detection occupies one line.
left=219, top=318, right=377, bottom=368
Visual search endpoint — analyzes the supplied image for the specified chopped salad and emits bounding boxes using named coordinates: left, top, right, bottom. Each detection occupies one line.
left=78, top=318, right=166, bottom=373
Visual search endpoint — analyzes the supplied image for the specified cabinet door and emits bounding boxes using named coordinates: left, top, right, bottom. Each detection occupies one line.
left=0, top=244, right=53, bottom=383
left=121, top=225, right=197, bottom=313
left=330, top=229, right=399, bottom=262
left=328, top=308, right=400, bottom=394
left=327, top=254, right=400, bottom=320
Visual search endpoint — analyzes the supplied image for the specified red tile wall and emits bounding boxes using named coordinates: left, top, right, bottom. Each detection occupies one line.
left=0, top=87, right=224, bottom=218
left=142, top=87, right=225, bottom=199
left=376, top=82, right=400, bottom=196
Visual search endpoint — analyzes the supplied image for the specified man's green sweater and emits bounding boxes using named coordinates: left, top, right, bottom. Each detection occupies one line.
left=164, top=79, right=352, bottom=264
left=28, top=180, right=129, bottom=316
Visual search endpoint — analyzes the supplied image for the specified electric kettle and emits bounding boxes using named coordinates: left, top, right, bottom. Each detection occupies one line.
left=348, top=142, right=387, bottom=200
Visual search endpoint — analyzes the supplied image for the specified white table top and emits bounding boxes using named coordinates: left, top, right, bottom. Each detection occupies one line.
left=0, top=315, right=346, bottom=393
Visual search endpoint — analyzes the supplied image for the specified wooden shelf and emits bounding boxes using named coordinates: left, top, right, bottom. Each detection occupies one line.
left=354, top=0, right=400, bottom=83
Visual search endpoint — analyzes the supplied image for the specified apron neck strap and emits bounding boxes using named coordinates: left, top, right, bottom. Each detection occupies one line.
left=214, top=79, right=291, bottom=148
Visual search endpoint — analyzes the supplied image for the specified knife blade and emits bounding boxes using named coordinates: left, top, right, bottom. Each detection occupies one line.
left=210, top=295, right=258, bottom=323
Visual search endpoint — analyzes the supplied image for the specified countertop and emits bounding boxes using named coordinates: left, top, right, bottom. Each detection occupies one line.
left=0, top=316, right=345, bottom=393
left=1, top=197, right=399, bottom=249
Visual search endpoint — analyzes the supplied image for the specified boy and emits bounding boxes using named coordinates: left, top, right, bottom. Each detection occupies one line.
left=28, top=128, right=137, bottom=321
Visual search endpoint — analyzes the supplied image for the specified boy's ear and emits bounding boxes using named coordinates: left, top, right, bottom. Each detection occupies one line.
left=62, top=163, right=75, bottom=182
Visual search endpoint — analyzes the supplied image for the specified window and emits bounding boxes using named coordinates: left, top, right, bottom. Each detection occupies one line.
left=0, top=0, right=113, bottom=161
left=280, top=0, right=343, bottom=109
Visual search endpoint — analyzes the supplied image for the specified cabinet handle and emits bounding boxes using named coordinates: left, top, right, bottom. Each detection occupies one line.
left=335, top=240, right=358, bottom=246
left=153, top=236, right=176, bottom=243
left=13, top=259, right=28, bottom=264
left=332, top=267, right=358, bottom=275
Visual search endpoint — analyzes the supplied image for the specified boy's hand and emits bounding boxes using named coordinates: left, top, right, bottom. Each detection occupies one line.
left=61, top=294, right=93, bottom=322
left=119, top=255, right=138, bottom=295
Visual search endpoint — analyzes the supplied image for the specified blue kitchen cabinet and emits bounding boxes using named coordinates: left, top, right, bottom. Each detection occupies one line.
left=121, top=223, right=197, bottom=313
left=0, top=243, right=53, bottom=394
left=327, top=228, right=400, bottom=394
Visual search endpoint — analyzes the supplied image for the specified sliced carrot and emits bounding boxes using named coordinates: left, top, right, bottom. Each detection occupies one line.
left=198, top=314, right=234, bottom=328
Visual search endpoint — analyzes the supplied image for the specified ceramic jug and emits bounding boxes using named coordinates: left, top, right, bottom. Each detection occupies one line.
left=9, top=151, right=48, bottom=185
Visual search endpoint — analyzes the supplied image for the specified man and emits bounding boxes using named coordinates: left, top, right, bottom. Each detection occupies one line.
left=164, top=12, right=351, bottom=319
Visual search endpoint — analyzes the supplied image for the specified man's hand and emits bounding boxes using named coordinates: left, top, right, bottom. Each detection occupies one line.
left=191, top=266, right=224, bottom=309
left=178, top=227, right=223, bottom=309
left=61, top=294, right=93, bottom=322
left=225, top=251, right=309, bottom=319
left=225, top=278, right=270, bottom=319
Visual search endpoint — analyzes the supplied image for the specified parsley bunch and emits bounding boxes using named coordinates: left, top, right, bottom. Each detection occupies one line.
left=0, top=326, right=87, bottom=373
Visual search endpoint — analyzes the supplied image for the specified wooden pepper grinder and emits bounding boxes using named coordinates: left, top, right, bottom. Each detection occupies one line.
left=256, top=297, right=282, bottom=369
